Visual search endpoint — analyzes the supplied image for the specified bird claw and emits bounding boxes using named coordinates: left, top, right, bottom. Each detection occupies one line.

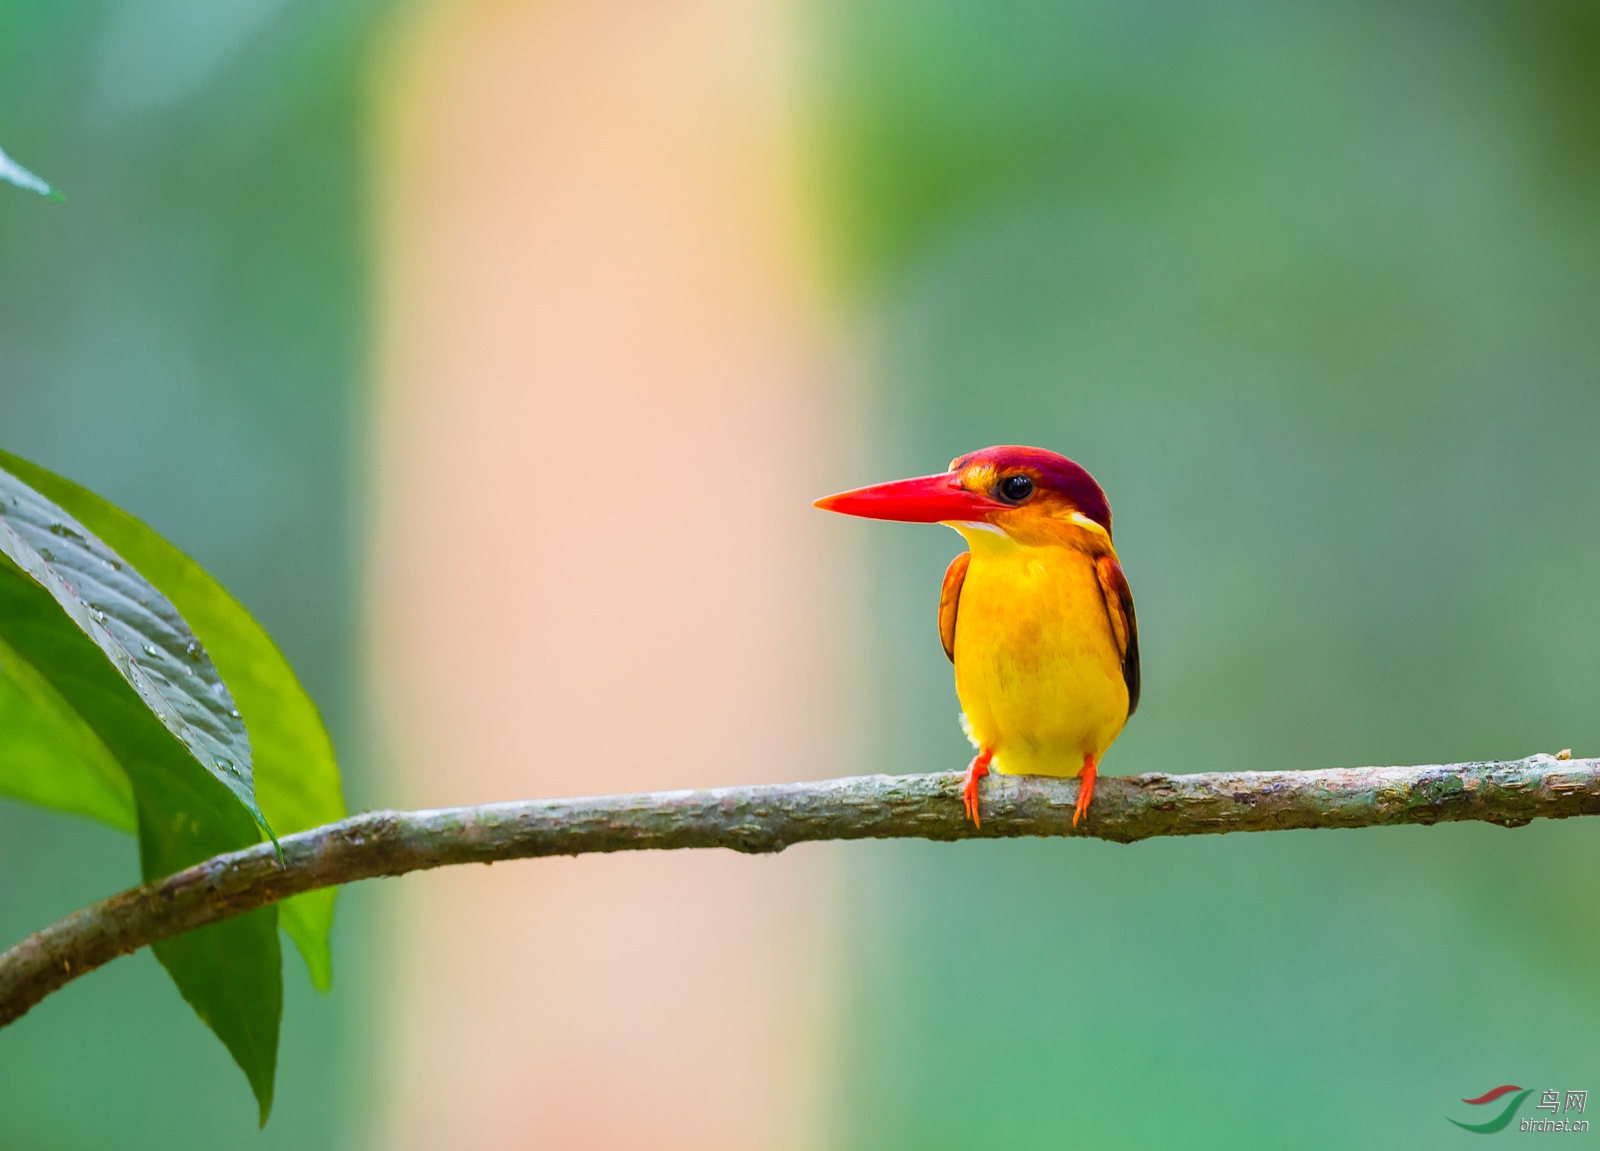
left=1073, top=758, right=1098, bottom=828
left=963, top=749, right=993, bottom=827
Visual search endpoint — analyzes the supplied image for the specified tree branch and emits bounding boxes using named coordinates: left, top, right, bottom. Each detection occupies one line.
left=2, top=753, right=1594, bottom=1027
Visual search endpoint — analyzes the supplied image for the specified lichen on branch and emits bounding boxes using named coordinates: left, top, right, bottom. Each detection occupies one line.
left=1, top=753, right=1594, bottom=1028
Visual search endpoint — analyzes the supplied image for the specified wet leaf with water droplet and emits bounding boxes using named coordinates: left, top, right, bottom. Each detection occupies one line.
left=0, top=450, right=349, bottom=1122
left=3, top=452, right=347, bottom=996
left=0, top=465, right=263, bottom=828
left=0, top=454, right=278, bottom=1120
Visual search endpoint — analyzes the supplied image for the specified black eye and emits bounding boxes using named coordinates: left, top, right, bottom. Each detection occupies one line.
left=1000, top=474, right=1034, bottom=502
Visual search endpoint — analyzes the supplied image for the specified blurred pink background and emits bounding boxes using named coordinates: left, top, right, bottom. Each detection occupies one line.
left=368, top=0, right=857, bottom=1143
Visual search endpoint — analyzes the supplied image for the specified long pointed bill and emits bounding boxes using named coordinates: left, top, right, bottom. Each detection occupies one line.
left=813, top=472, right=1005, bottom=523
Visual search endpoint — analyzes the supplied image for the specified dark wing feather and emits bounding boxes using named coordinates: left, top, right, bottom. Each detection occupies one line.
left=1095, top=554, right=1141, bottom=716
left=938, top=551, right=969, bottom=663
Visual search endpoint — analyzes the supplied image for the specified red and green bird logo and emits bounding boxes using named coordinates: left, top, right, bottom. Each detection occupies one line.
left=1448, top=1085, right=1532, bottom=1133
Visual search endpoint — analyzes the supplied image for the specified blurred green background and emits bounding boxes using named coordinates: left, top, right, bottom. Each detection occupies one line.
left=825, top=0, right=1600, bottom=1147
left=0, top=1, right=379, bottom=1146
left=3, top=0, right=1600, bottom=1147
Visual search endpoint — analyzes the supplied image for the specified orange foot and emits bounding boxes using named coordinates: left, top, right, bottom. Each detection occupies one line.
left=1073, top=756, right=1098, bottom=828
left=963, top=748, right=994, bottom=827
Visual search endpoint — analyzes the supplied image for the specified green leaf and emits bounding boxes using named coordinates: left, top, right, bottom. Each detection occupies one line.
left=0, top=466, right=265, bottom=827
left=0, top=463, right=280, bottom=1120
left=0, top=145, right=64, bottom=201
left=0, top=629, right=134, bottom=830
left=153, top=915, right=282, bottom=1127
left=0, top=451, right=348, bottom=992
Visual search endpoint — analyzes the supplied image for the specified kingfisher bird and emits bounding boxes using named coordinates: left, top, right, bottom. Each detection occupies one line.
left=815, top=445, right=1139, bottom=827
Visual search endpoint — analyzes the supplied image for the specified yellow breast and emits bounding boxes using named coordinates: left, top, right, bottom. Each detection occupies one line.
left=950, top=525, right=1129, bottom=777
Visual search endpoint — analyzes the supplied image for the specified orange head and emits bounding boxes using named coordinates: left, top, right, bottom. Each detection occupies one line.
left=814, top=445, right=1112, bottom=541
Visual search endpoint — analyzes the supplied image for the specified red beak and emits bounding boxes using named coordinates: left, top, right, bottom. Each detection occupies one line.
left=813, top=472, right=1005, bottom=523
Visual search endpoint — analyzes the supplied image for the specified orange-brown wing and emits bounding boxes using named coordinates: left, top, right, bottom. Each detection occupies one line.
left=938, top=551, right=970, bottom=663
left=1095, top=554, right=1141, bottom=716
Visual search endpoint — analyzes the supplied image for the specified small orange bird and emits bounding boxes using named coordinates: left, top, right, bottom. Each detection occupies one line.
left=815, top=446, right=1139, bottom=827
